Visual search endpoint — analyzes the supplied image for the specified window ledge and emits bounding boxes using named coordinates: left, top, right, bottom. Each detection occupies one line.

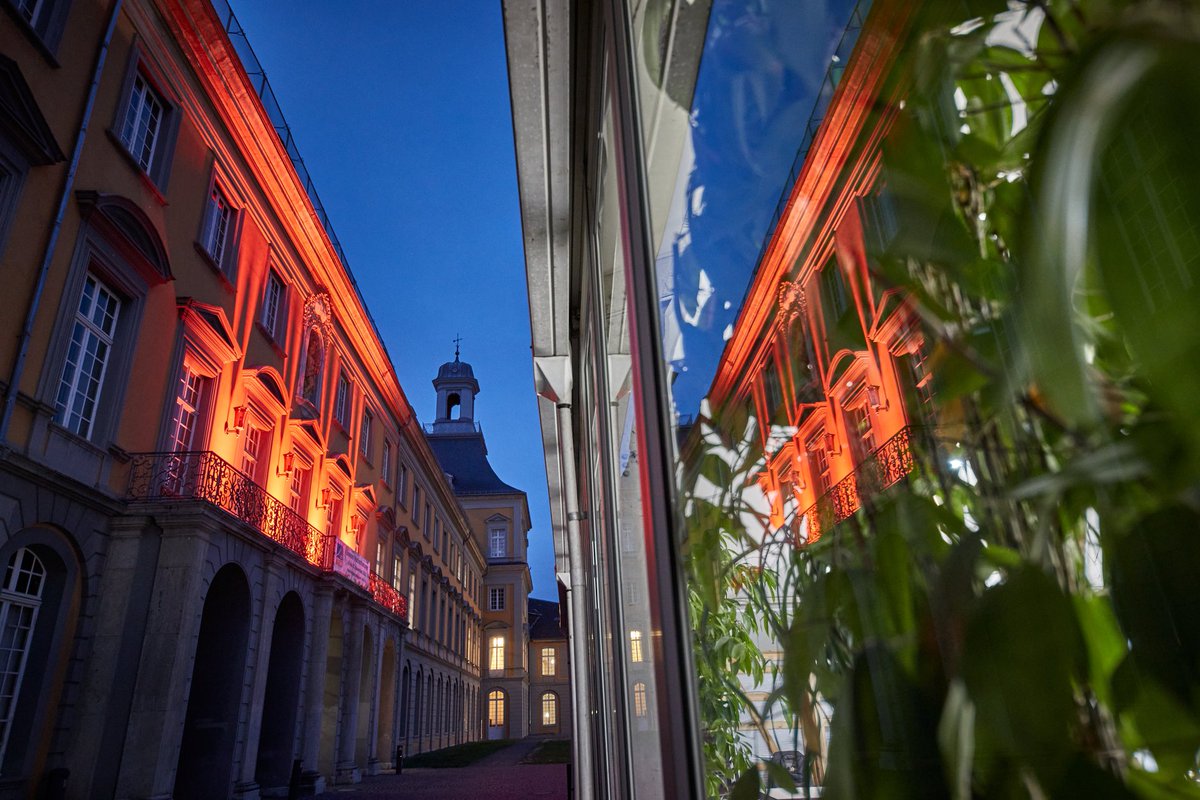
left=254, top=321, right=287, bottom=359
left=105, top=129, right=167, bottom=206
left=0, top=5, right=61, bottom=67
left=193, top=242, right=234, bottom=292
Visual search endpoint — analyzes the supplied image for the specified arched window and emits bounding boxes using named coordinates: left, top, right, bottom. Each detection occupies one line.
left=446, top=392, right=460, bottom=420
left=488, top=689, right=505, bottom=726
left=633, top=682, right=648, bottom=718
left=541, top=692, right=558, bottom=727
left=0, top=548, right=46, bottom=762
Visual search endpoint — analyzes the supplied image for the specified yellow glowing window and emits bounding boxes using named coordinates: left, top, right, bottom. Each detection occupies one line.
left=633, top=682, right=647, bottom=717
left=489, top=635, right=505, bottom=672
left=541, top=646, right=556, bottom=676
left=629, top=629, right=644, bottom=663
left=541, top=692, right=558, bottom=726
left=488, top=689, right=505, bottom=726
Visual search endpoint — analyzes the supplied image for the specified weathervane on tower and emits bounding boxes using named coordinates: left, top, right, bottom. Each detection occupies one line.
left=453, top=333, right=463, bottom=362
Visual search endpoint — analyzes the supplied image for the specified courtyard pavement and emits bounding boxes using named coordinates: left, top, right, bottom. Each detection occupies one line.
left=315, top=740, right=569, bottom=800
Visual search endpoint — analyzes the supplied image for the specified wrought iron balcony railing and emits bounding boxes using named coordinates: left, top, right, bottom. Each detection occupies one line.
left=793, top=426, right=915, bottom=544
left=128, top=450, right=332, bottom=569
left=369, top=571, right=407, bottom=619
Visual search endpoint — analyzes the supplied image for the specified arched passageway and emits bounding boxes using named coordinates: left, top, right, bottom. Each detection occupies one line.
left=174, top=565, right=251, bottom=800
left=355, top=625, right=375, bottom=763
left=255, top=592, right=305, bottom=790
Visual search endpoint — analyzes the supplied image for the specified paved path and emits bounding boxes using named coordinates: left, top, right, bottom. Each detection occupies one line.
left=315, top=741, right=568, bottom=800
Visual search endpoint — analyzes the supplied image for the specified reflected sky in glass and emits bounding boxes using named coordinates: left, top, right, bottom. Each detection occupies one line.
left=657, top=0, right=864, bottom=419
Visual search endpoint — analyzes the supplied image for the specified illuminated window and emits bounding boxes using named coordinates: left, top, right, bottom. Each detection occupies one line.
left=633, top=682, right=648, bottom=717
left=324, top=492, right=342, bottom=539
left=489, top=635, right=505, bottom=672
left=541, top=692, right=558, bottom=727
left=488, top=525, right=507, bottom=558
left=629, top=629, right=644, bottom=663
left=406, top=569, right=415, bottom=625
left=0, top=548, right=46, bottom=764
left=489, top=587, right=505, bottom=611
left=166, top=363, right=207, bottom=453
left=288, top=463, right=309, bottom=514
left=54, top=275, right=121, bottom=439
left=260, top=270, right=286, bottom=341
left=541, top=646, right=556, bottom=676
left=488, top=689, right=505, bottom=726
left=240, top=424, right=265, bottom=481
left=199, top=185, right=235, bottom=275
left=360, top=409, right=373, bottom=459
left=334, top=373, right=350, bottom=427
left=119, top=73, right=165, bottom=174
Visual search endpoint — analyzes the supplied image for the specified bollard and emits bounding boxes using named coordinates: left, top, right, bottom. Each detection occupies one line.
left=395, top=745, right=404, bottom=775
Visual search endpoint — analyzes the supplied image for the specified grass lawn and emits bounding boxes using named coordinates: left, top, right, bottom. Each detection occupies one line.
left=521, top=739, right=572, bottom=764
left=402, top=739, right=515, bottom=768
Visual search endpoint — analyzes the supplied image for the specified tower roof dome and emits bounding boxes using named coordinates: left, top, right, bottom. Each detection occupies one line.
left=436, top=358, right=475, bottom=381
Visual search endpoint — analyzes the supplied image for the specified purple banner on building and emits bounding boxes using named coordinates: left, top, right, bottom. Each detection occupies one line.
left=333, top=539, right=370, bottom=589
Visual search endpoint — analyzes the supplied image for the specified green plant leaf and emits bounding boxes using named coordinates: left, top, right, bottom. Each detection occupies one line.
left=729, top=765, right=759, bottom=800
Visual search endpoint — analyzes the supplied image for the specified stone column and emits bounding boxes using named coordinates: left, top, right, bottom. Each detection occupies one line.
left=233, top=556, right=286, bottom=799
left=335, top=604, right=366, bottom=784
left=300, top=586, right=334, bottom=793
left=365, top=616, right=384, bottom=775
left=113, top=512, right=214, bottom=800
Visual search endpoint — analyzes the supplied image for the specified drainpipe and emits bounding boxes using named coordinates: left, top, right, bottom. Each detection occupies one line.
left=0, top=0, right=125, bottom=443
left=556, top=403, right=593, bottom=800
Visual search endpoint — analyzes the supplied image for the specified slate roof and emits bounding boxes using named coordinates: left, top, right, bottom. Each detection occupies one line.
left=426, top=432, right=524, bottom=496
left=528, top=598, right=566, bottom=640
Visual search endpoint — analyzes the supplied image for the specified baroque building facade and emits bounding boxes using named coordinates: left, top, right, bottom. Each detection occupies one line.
left=425, top=353, right=537, bottom=741
left=0, top=0, right=486, bottom=797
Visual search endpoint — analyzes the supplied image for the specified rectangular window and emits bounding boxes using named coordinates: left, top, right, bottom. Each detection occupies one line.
left=325, top=493, right=342, bottom=539
left=433, top=518, right=441, bottom=554
left=261, top=270, right=286, bottom=341
left=489, top=587, right=505, bottom=611
left=541, top=646, right=556, bottom=676
left=412, top=487, right=422, bottom=529
left=381, top=439, right=392, bottom=484
left=360, top=409, right=373, bottom=459
left=629, top=629, right=644, bottom=663
left=488, top=526, right=507, bottom=558
left=240, top=425, right=265, bottom=480
left=375, top=537, right=386, bottom=574
left=168, top=364, right=206, bottom=453
left=54, top=275, right=121, bottom=438
left=806, top=431, right=831, bottom=494
left=406, top=570, right=415, bottom=625
left=398, top=463, right=409, bottom=506
left=199, top=185, right=234, bottom=272
left=119, top=73, right=164, bottom=173
left=334, top=374, right=350, bottom=427
left=489, top=635, right=505, bottom=672
left=288, top=465, right=309, bottom=515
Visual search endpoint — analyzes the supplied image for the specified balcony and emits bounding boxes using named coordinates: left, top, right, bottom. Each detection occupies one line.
left=369, top=571, right=407, bottom=618
left=128, top=451, right=408, bottom=620
left=793, top=426, right=915, bottom=543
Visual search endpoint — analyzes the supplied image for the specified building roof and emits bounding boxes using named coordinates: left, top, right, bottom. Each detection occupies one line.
left=427, top=432, right=524, bottom=496
left=436, top=358, right=476, bottom=381
left=529, top=598, right=566, bottom=640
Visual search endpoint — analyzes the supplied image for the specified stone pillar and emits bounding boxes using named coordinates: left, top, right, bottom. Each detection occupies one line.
left=335, top=604, right=366, bottom=784
left=233, top=556, right=286, bottom=799
left=113, top=513, right=215, bottom=799
left=365, top=617, right=384, bottom=775
left=300, top=586, right=334, bottom=794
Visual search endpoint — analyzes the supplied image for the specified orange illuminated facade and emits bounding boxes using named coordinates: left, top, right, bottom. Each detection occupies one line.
left=700, top=0, right=923, bottom=547
left=0, top=0, right=484, bottom=797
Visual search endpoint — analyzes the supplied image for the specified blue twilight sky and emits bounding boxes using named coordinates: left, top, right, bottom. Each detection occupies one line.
left=230, top=2, right=559, bottom=600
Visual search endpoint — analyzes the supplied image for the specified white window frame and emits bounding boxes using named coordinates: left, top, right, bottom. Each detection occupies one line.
left=0, top=548, right=46, bottom=765
left=629, top=629, right=644, bottom=663
left=198, top=183, right=237, bottom=276
left=488, top=586, right=505, bottom=611
left=334, top=372, right=350, bottom=427
left=54, top=274, right=121, bottom=439
left=541, top=692, right=557, bottom=727
left=541, top=646, right=556, bottom=677
left=488, top=525, right=507, bottom=559
left=260, top=269, right=286, bottom=342
left=381, top=439, right=392, bottom=485
left=360, top=408, right=373, bottom=460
